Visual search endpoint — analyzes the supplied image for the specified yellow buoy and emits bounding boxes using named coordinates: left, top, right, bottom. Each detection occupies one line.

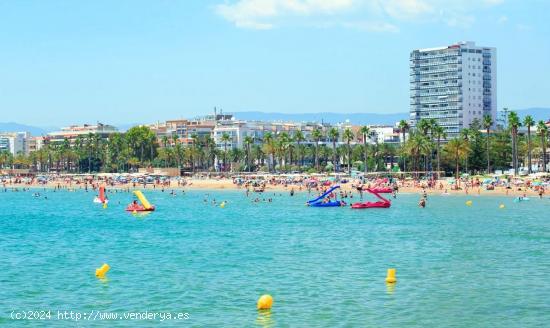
left=95, top=263, right=110, bottom=278
left=132, top=210, right=137, bottom=215
left=103, top=202, right=107, bottom=209
left=499, top=204, right=505, bottom=209
left=465, top=200, right=473, bottom=206
left=257, top=294, right=273, bottom=310
left=220, top=202, right=225, bottom=208
left=385, top=268, right=396, bottom=284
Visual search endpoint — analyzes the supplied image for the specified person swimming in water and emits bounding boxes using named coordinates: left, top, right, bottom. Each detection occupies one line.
left=419, top=197, right=426, bottom=208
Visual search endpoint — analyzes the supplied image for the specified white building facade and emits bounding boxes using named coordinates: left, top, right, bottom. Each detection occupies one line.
left=0, top=132, right=30, bottom=155
left=410, top=41, right=497, bottom=138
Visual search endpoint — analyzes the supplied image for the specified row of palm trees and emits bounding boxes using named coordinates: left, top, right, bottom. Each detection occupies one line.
left=1, top=112, right=548, bottom=177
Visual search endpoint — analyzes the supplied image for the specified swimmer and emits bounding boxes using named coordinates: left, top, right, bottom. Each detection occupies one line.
left=418, top=197, right=426, bottom=208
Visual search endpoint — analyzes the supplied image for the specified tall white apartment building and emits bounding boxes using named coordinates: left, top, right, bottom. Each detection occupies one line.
left=410, top=41, right=497, bottom=138
left=0, top=132, right=30, bottom=155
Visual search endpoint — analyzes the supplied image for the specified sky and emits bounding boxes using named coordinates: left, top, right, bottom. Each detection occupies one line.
left=0, top=0, right=548, bottom=126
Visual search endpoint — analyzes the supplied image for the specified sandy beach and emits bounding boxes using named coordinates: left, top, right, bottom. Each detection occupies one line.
left=3, top=177, right=545, bottom=198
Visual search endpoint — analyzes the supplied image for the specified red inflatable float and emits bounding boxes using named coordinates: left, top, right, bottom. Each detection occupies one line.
left=351, top=201, right=390, bottom=209
left=367, top=187, right=393, bottom=193
left=126, top=204, right=155, bottom=212
left=352, top=188, right=391, bottom=209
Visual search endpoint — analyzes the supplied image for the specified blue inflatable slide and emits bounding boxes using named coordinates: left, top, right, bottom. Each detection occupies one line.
left=306, top=185, right=345, bottom=207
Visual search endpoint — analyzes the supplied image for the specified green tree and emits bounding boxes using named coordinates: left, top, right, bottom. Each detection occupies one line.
left=328, top=127, right=340, bottom=173
left=444, top=138, right=471, bottom=183
left=343, top=128, right=354, bottom=174
left=262, top=132, right=276, bottom=172
left=508, top=111, right=521, bottom=175
left=523, top=115, right=535, bottom=174
left=359, top=126, right=370, bottom=174
left=311, top=128, right=322, bottom=171
left=244, top=135, right=254, bottom=172
left=220, top=133, right=231, bottom=172
left=537, top=120, right=548, bottom=172
left=398, top=120, right=409, bottom=172
left=433, top=125, right=446, bottom=178
left=483, top=114, right=493, bottom=173
left=294, top=130, right=306, bottom=168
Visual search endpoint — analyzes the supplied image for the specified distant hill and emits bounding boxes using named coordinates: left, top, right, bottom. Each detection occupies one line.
left=233, top=111, right=408, bottom=125
left=234, top=107, right=550, bottom=125
left=511, top=107, right=550, bottom=121
left=1, top=108, right=548, bottom=135
left=0, top=122, right=54, bottom=136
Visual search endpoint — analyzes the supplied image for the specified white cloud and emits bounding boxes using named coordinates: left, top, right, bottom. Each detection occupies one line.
left=380, top=0, right=433, bottom=20
left=445, top=14, right=475, bottom=28
left=215, top=0, right=358, bottom=29
left=214, top=0, right=505, bottom=30
left=497, top=15, right=508, bottom=24
left=342, top=21, right=399, bottom=32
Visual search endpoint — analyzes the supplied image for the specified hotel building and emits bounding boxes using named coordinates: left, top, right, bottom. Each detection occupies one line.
left=410, top=41, right=497, bottom=138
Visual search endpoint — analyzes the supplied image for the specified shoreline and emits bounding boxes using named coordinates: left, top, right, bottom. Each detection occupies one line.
left=3, top=178, right=545, bottom=198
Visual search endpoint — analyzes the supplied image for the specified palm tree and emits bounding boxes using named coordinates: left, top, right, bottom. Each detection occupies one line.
left=343, top=128, right=354, bottom=174
left=523, top=115, right=535, bottom=174
left=328, top=127, right=340, bottom=173
left=161, top=135, right=169, bottom=149
left=508, top=111, right=521, bottom=175
left=262, top=132, right=276, bottom=172
left=460, top=128, right=472, bottom=174
left=243, top=135, right=254, bottom=172
left=293, top=130, right=305, bottom=168
left=417, top=119, right=431, bottom=136
left=312, top=128, right=322, bottom=171
left=403, top=133, right=431, bottom=177
left=444, top=138, right=471, bottom=184
left=433, top=125, right=446, bottom=178
left=85, top=132, right=94, bottom=173
left=277, top=132, right=291, bottom=170
left=220, top=133, right=231, bottom=172
left=190, top=133, right=199, bottom=173
left=482, top=114, right=493, bottom=173
left=359, top=126, right=370, bottom=174
left=537, top=120, right=548, bottom=172
left=398, top=120, right=409, bottom=172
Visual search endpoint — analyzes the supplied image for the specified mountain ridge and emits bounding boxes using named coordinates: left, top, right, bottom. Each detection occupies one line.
left=1, top=108, right=549, bottom=134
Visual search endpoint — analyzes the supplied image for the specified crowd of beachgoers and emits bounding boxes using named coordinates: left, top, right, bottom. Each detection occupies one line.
left=1, top=172, right=548, bottom=199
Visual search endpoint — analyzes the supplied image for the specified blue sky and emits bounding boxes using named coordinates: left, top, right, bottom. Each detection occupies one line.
left=0, top=0, right=548, bottom=126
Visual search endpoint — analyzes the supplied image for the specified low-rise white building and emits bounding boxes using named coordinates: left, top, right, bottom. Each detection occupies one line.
left=47, top=123, right=118, bottom=144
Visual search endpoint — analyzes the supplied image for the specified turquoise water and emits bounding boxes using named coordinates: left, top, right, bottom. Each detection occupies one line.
left=1, top=188, right=549, bottom=327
